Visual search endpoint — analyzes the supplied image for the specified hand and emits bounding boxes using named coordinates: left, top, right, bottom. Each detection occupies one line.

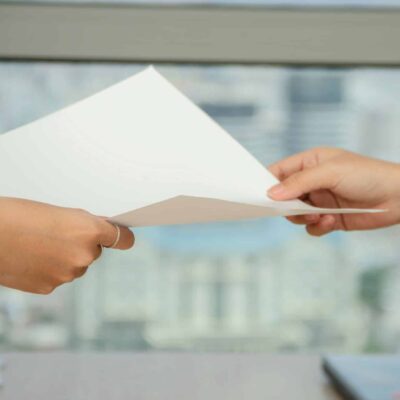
left=267, top=147, right=400, bottom=236
left=0, top=198, right=134, bottom=294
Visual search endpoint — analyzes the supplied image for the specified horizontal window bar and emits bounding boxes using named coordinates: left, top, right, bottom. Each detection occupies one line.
left=1, top=3, right=400, bottom=65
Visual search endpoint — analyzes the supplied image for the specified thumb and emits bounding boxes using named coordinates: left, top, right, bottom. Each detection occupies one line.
left=267, top=164, right=338, bottom=201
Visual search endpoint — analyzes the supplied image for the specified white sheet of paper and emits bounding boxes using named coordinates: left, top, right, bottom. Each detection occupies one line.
left=0, top=67, right=379, bottom=227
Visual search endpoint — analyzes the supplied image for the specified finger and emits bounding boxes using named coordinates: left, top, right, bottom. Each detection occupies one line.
left=92, top=244, right=103, bottom=261
left=268, top=164, right=339, bottom=201
left=74, top=266, right=88, bottom=278
left=268, top=149, right=319, bottom=180
left=306, top=215, right=336, bottom=237
left=286, top=214, right=321, bottom=225
left=98, top=220, right=135, bottom=250
left=287, top=198, right=321, bottom=225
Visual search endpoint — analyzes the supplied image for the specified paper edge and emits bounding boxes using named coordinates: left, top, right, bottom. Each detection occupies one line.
left=111, top=194, right=384, bottom=222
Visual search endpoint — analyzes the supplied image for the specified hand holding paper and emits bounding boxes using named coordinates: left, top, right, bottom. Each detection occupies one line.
left=267, top=147, right=400, bottom=235
left=0, top=197, right=134, bottom=294
left=0, top=67, right=383, bottom=228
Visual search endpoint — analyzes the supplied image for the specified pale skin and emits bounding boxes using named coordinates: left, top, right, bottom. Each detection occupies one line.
left=0, top=198, right=134, bottom=294
left=268, top=147, right=400, bottom=236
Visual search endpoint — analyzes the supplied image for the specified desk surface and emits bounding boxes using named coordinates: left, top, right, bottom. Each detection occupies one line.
left=1, top=353, right=342, bottom=400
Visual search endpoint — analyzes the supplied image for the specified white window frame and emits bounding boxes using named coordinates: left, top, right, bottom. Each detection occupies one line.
left=0, top=3, right=400, bottom=65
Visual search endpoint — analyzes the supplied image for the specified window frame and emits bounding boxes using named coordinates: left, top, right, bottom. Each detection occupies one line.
left=1, top=2, right=400, bottom=65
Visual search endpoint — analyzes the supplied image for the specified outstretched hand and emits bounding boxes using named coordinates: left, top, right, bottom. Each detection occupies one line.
left=267, top=147, right=400, bottom=236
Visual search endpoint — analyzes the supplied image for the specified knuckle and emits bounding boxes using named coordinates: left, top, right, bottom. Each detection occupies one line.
left=313, top=146, right=329, bottom=153
left=72, top=251, right=95, bottom=267
left=70, top=212, right=102, bottom=242
left=90, top=218, right=104, bottom=238
left=287, top=174, right=302, bottom=187
left=306, top=225, right=321, bottom=237
left=72, top=207, right=90, bottom=217
left=303, top=155, right=318, bottom=169
left=323, top=162, right=342, bottom=186
left=60, top=272, right=76, bottom=283
left=83, top=218, right=104, bottom=243
left=75, top=267, right=89, bottom=278
left=313, top=146, right=333, bottom=153
left=68, top=241, right=99, bottom=265
left=315, top=146, right=345, bottom=157
left=82, top=218, right=103, bottom=240
left=37, top=286, right=56, bottom=295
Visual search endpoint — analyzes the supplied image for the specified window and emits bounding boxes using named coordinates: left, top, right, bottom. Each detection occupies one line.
left=1, top=62, right=400, bottom=352
left=1, top=0, right=400, bottom=353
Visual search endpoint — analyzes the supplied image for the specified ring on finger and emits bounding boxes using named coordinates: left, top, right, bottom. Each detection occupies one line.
left=103, top=224, right=121, bottom=249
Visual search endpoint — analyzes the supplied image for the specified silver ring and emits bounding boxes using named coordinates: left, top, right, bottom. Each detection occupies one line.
left=109, top=224, right=121, bottom=249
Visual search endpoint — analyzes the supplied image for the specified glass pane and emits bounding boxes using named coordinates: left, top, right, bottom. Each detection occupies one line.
left=1, top=62, right=400, bottom=353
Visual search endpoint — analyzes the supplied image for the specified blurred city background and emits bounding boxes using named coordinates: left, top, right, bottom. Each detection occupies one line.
left=0, top=63, right=400, bottom=353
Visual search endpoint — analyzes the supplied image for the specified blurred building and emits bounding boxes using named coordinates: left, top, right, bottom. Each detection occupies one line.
left=0, top=63, right=399, bottom=353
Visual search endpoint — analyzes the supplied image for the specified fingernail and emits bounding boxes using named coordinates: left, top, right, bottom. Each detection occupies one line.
left=267, top=184, right=287, bottom=198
